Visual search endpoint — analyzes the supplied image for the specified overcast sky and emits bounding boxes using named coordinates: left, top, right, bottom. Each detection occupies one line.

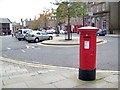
left=0, top=0, right=58, bottom=22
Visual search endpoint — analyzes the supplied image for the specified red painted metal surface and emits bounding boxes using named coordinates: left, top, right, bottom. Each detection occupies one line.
left=79, top=27, right=98, bottom=70
left=74, top=24, right=82, bottom=33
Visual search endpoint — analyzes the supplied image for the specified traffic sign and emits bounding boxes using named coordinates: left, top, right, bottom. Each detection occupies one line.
left=88, top=12, right=93, bottom=16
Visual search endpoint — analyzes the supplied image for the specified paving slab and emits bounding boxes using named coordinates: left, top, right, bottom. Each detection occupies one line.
left=55, top=69, right=78, bottom=79
left=103, top=75, right=118, bottom=85
left=0, top=57, right=119, bottom=88
left=0, top=78, right=2, bottom=89
left=2, top=75, right=33, bottom=86
left=34, top=84, right=57, bottom=88
left=9, top=73, right=33, bottom=79
left=25, top=76, right=46, bottom=88
left=38, top=72, right=66, bottom=84
left=52, top=78, right=84, bottom=88
left=5, top=70, right=17, bottom=75
left=74, top=80, right=117, bottom=88
left=3, top=82, right=28, bottom=88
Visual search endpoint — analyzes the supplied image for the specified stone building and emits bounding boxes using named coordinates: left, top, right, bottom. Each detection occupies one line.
left=109, top=2, right=120, bottom=34
left=23, top=19, right=32, bottom=28
left=89, top=2, right=120, bottom=34
left=0, top=18, right=11, bottom=35
left=12, top=22, right=22, bottom=33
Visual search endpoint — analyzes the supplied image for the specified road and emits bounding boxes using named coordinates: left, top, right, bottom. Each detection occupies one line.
left=1, top=35, right=119, bottom=70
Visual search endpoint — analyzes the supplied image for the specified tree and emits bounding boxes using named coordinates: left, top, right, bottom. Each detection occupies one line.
left=56, top=2, right=88, bottom=25
left=43, top=9, right=51, bottom=29
left=54, top=1, right=88, bottom=40
left=30, top=9, right=51, bottom=30
left=29, top=19, right=40, bottom=30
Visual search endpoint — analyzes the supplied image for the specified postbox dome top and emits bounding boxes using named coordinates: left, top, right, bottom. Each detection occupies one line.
left=79, top=26, right=98, bottom=30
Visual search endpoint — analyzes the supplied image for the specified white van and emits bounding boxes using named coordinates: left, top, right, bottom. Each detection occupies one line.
left=15, top=29, right=33, bottom=41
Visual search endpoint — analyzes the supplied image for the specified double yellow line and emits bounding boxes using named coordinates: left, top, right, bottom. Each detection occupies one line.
left=0, top=57, right=119, bottom=72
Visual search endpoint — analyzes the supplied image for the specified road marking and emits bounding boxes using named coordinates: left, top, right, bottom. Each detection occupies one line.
left=97, top=70, right=119, bottom=73
left=1, top=57, right=119, bottom=73
left=31, top=46, right=35, bottom=48
left=97, top=40, right=107, bottom=45
left=21, top=50, right=25, bottom=52
left=26, top=45, right=36, bottom=49
left=26, top=45, right=30, bottom=48
left=7, top=48, right=11, bottom=50
left=38, top=70, right=55, bottom=74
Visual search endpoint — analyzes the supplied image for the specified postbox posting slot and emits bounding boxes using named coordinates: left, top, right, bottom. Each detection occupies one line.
left=83, top=36, right=91, bottom=38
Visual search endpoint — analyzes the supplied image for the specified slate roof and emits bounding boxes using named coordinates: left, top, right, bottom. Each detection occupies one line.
left=0, top=18, right=11, bottom=23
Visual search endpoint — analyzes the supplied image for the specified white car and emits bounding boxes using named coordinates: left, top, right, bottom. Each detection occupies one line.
left=25, top=31, right=53, bottom=43
left=60, top=30, right=67, bottom=34
left=15, top=29, right=33, bottom=41
left=46, top=29, right=56, bottom=34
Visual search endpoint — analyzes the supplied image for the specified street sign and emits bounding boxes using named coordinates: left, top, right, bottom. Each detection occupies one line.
left=88, top=12, right=93, bottom=16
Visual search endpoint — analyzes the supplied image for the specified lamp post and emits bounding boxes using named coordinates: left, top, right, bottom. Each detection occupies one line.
left=81, top=5, right=85, bottom=27
left=88, top=3, right=93, bottom=26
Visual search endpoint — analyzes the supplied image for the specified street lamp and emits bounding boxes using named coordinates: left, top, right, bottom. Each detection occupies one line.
left=88, top=3, right=93, bottom=26
left=81, top=5, right=85, bottom=27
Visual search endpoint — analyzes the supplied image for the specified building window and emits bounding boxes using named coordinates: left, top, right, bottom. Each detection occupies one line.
left=91, top=7, right=93, bottom=12
left=106, top=2, right=109, bottom=10
left=102, top=3, right=106, bottom=11
left=97, top=6, right=99, bottom=12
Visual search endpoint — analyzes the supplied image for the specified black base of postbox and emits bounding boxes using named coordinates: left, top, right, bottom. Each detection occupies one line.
left=79, top=68, right=96, bottom=81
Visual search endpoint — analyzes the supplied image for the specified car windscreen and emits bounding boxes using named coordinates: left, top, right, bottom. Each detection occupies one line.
left=23, top=30, right=32, bottom=34
left=41, top=32, right=47, bottom=35
left=18, top=30, right=22, bottom=34
left=98, top=29, right=103, bottom=33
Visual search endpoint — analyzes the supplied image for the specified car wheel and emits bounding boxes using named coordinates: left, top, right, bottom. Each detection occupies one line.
left=28, top=41, right=31, bottom=43
left=97, top=34, right=100, bottom=36
left=49, top=36, right=53, bottom=40
left=23, top=36, right=26, bottom=40
left=18, top=38, right=21, bottom=41
left=34, top=38, right=39, bottom=43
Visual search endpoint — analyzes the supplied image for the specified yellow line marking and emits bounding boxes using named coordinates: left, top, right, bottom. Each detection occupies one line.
left=97, top=40, right=107, bottom=45
left=1, top=57, right=119, bottom=72
left=97, top=70, right=119, bottom=72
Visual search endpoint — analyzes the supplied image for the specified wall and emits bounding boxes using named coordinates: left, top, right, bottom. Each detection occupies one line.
left=0, top=24, right=2, bottom=35
left=109, top=2, right=119, bottom=34
left=118, top=1, right=120, bottom=34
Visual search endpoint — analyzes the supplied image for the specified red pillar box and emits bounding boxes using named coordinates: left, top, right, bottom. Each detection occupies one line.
left=78, top=26, right=98, bottom=81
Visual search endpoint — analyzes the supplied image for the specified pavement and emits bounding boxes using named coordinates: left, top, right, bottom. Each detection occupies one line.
left=0, top=57, right=119, bottom=89
left=0, top=34, right=119, bottom=89
left=40, top=34, right=105, bottom=46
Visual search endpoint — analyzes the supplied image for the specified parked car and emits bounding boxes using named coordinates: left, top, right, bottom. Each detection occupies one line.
left=15, top=29, right=33, bottom=41
left=97, top=29, right=106, bottom=36
left=14, top=30, right=19, bottom=38
left=25, top=31, right=53, bottom=43
left=46, top=29, right=56, bottom=34
left=60, top=30, right=67, bottom=34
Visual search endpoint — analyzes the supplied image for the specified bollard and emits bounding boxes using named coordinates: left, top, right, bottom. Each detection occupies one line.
left=78, top=26, right=98, bottom=81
